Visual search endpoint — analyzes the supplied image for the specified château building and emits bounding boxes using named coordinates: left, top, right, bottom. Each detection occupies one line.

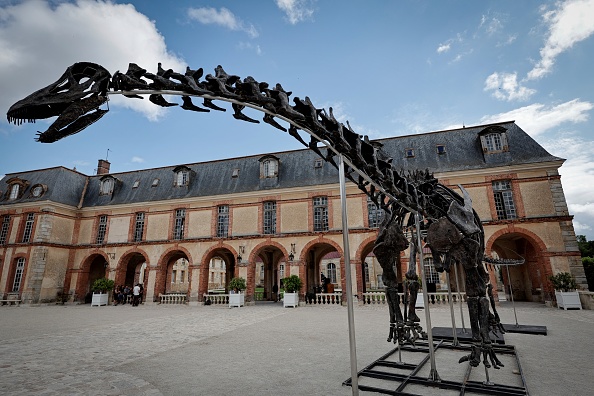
left=0, top=121, right=585, bottom=305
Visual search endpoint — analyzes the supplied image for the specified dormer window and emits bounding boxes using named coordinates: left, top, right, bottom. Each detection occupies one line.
left=173, top=165, right=192, bottom=187
left=30, top=184, right=46, bottom=198
left=479, top=126, right=509, bottom=154
left=405, top=148, right=415, bottom=158
left=152, top=178, right=160, bottom=187
left=132, top=180, right=140, bottom=188
left=232, top=168, right=240, bottom=178
left=259, top=155, right=279, bottom=178
left=99, top=177, right=115, bottom=195
left=5, top=177, right=28, bottom=200
left=314, top=159, right=323, bottom=168
left=9, top=184, right=20, bottom=200
left=436, top=144, right=446, bottom=155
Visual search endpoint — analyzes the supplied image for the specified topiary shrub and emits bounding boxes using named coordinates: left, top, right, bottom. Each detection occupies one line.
left=549, top=272, right=578, bottom=292
left=228, top=277, right=246, bottom=292
left=91, top=278, right=115, bottom=293
left=282, top=275, right=303, bottom=293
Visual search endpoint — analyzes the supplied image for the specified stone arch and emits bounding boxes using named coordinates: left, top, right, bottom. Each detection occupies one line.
left=486, top=226, right=551, bottom=302
left=75, top=252, right=109, bottom=302
left=115, top=248, right=150, bottom=292
left=355, top=235, right=380, bottom=295
left=299, top=237, right=344, bottom=296
left=249, top=240, right=290, bottom=302
left=154, top=246, right=193, bottom=300
left=199, top=243, right=238, bottom=299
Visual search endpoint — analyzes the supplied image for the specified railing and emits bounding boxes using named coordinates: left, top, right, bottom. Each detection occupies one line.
left=305, top=292, right=343, bottom=305
left=203, top=294, right=229, bottom=305
left=361, top=291, right=467, bottom=305
left=159, top=293, right=187, bottom=304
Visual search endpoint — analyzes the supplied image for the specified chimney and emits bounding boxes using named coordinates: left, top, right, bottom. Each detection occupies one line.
left=97, top=159, right=111, bottom=175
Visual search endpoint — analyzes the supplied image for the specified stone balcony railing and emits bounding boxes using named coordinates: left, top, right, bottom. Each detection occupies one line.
left=360, top=291, right=467, bottom=305
left=159, top=293, right=187, bottom=304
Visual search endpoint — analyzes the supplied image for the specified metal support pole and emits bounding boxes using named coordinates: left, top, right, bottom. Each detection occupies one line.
left=445, top=272, right=458, bottom=346
left=506, top=265, right=519, bottom=326
left=338, top=154, right=359, bottom=395
left=454, top=263, right=466, bottom=333
left=414, top=213, right=440, bottom=382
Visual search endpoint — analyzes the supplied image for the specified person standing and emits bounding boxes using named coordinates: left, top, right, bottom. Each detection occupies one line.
left=132, top=284, right=141, bottom=307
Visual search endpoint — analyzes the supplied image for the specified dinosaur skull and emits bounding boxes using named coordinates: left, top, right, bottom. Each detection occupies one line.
left=7, top=62, right=111, bottom=143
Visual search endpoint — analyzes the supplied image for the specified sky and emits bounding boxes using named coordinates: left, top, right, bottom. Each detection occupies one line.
left=1, top=0, right=594, bottom=239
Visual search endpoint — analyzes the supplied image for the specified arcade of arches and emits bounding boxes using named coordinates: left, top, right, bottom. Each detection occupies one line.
left=67, top=227, right=565, bottom=304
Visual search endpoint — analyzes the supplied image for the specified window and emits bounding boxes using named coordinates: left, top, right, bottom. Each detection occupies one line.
left=492, top=180, right=517, bottom=220
left=314, top=159, right=323, bottom=168
left=217, top=205, right=229, bottom=237
left=364, top=262, right=370, bottom=284
left=175, top=169, right=189, bottom=186
left=171, top=270, right=177, bottom=283
left=0, top=215, right=10, bottom=245
left=232, top=169, right=240, bottom=178
left=313, top=196, right=328, bottom=232
left=22, top=213, right=34, bottom=243
left=31, top=184, right=45, bottom=197
left=12, top=258, right=25, bottom=292
left=263, top=201, right=277, bottom=235
left=100, top=177, right=114, bottom=195
left=173, top=209, right=186, bottom=240
left=436, top=144, right=446, bottom=155
left=132, top=180, right=140, bottom=188
left=424, top=257, right=440, bottom=284
left=480, top=128, right=509, bottom=154
left=180, top=270, right=185, bottom=283
left=152, top=178, right=160, bottom=187
left=96, top=215, right=107, bottom=244
left=9, top=184, right=20, bottom=200
left=367, top=196, right=385, bottom=228
left=263, top=159, right=277, bottom=178
left=405, top=148, right=415, bottom=158
left=279, top=263, right=285, bottom=279
left=133, top=212, right=145, bottom=242
left=327, top=263, right=337, bottom=284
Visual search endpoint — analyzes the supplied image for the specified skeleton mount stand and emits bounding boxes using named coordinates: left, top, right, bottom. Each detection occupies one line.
left=8, top=61, right=528, bottom=395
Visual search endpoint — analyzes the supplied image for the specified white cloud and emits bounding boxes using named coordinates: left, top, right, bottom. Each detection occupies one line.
left=484, top=72, right=536, bottom=101
left=479, top=14, right=503, bottom=35
left=187, top=7, right=258, bottom=38
left=238, top=41, right=262, bottom=55
left=0, top=0, right=185, bottom=124
left=527, top=0, right=594, bottom=80
left=131, top=156, right=144, bottom=163
left=275, top=0, right=315, bottom=24
left=479, top=99, right=593, bottom=136
left=437, top=43, right=451, bottom=53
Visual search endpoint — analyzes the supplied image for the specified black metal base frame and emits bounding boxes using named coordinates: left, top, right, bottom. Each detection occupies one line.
left=343, top=340, right=529, bottom=396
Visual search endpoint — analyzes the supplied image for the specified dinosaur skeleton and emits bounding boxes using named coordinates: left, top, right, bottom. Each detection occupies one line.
left=8, top=62, right=522, bottom=369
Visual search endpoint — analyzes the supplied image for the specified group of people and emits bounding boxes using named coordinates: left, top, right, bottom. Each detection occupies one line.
left=113, top=284, right=143, bottom=306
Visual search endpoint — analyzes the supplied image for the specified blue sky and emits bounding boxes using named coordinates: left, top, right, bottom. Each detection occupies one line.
left=1, top=0, right=594, bottom=239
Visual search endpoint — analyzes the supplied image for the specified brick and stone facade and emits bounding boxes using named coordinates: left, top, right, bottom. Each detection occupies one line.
left=0, top=121, right=585, bottom=305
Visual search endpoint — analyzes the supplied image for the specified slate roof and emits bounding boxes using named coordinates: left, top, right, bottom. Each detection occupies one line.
left=0, top=121, right=563, bottom=209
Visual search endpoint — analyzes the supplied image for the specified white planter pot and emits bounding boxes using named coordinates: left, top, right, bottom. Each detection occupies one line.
left=555, top=291, right=582, bottom=310
left=91, top=292, right=108, bottom=307
left=229, top=292, right=245, bottom=308
left=283, top=292, right=299, bottom=308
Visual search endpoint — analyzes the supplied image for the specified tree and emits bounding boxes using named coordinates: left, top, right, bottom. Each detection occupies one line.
left=577, top=235, right=594, bottom=258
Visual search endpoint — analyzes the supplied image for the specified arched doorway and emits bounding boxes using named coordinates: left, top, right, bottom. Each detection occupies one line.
left=155, top=250, right=191, bottom=298
left=302, top=241, right=342, bottom=296
left=252, top=245, right=285, bottom=302
left=76, top=253, right=108, bottom=303
left=490, top=232, right=548, bottom=302
left=116, top=252, right=147, bottom=290
left=200, top=247, right=236, bottom=300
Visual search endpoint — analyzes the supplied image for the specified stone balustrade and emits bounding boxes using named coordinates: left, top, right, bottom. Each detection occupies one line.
left=203, top=294, right=229, bottom=305
left=361, top=291, right=466, bottom=305
left=159, top=293, right=187, bottom=304
left=305, top=292, right=343, bottom=305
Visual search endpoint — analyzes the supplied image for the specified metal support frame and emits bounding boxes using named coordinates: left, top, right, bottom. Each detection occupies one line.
left=343, top=340, right=529, bottom=396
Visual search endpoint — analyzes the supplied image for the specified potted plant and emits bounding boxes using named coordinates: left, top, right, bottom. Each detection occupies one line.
left=228, top=277, right=246, bottom=307
left=282, top=275, right=303, bottom=308
left=90, top=278, right=114, bottom=307
left=549, top=272, right=581, bottom=310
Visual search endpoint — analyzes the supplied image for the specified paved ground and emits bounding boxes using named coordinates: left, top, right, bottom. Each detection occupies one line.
left=0, top=300, right=592, bottom=395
